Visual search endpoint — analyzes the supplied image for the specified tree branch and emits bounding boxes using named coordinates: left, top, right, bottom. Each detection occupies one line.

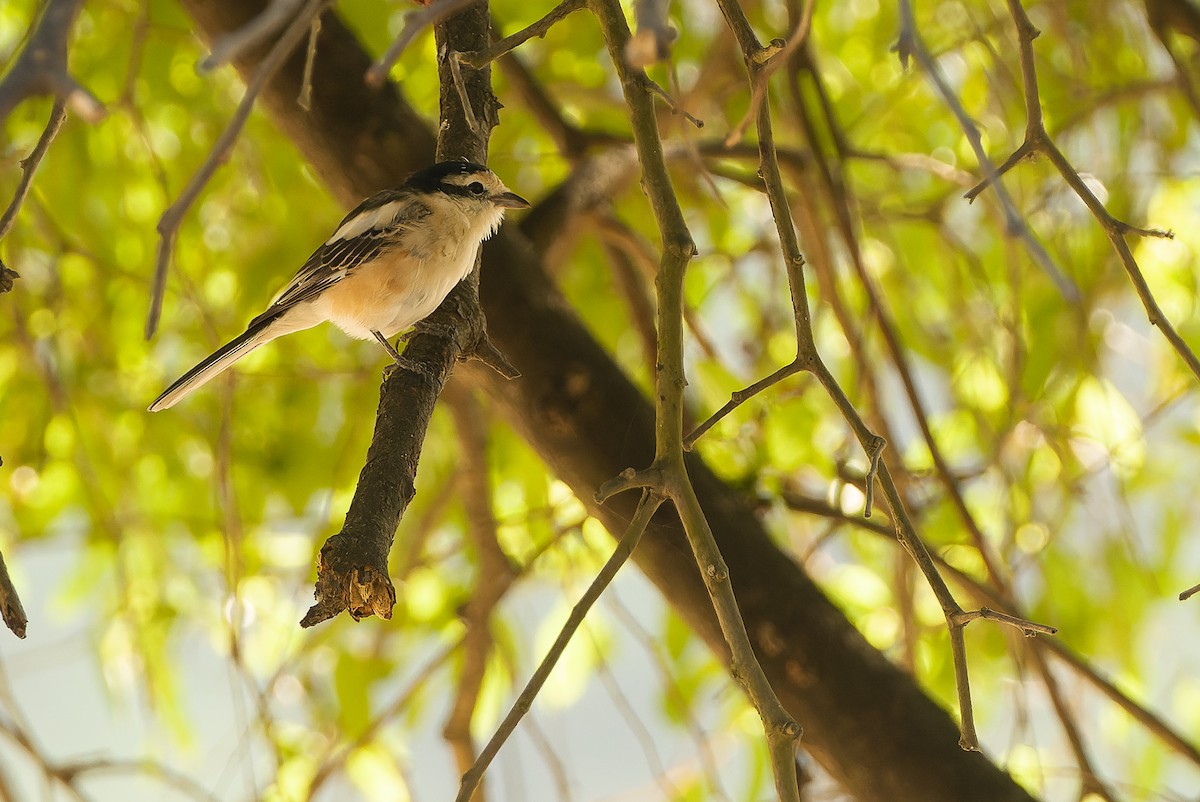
left=894, top=0, right=1077, bottom=301
left=0, top=99, right=67, bottom=246
left=147, top=0, right=331, bottom=339
left=304, top=0, right=516, bottom=627
left=455, top=491, right=662, bottom=802
left=0, top=0, right=105, bottom=124
left=966, top=0, right=1200, bottom=382
left=588, top=0, right=802, bottom=797
left=0, top=549, right=27, bottom=638
left=459, top=0, right=586, bottom=69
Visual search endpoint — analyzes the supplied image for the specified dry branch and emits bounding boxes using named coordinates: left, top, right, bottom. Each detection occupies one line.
left=305, top=0, right=515, bottom=626
left=968, top=0, right=1200, bottom=382
left=147, top=0, right=331, bottom=339
left=0, top=100, right=66, bottom=245
left=0, top=549, right=27, bottom=638
left=455, top=492, right=662, bottom=802
left=588, top=0, right=802, bottom=796
left=0, top=0, right=104, bottom=124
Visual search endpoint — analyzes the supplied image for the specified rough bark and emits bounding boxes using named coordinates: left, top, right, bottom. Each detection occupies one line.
left=176, top=2, right=1039, bottom=800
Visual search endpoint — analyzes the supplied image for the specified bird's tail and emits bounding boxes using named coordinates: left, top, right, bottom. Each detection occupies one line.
left=149, top=315, right=298, bottom=411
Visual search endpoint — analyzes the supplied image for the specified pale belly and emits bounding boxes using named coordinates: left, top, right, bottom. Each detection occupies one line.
left=309, top=246, right=477, bottom=339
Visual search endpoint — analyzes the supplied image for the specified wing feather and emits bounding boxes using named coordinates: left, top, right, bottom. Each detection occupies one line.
left=247, top=194, right=430, bottom=329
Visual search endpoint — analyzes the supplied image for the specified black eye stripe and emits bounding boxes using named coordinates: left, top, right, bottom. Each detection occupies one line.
left=440, top=179, right=489, bottom=197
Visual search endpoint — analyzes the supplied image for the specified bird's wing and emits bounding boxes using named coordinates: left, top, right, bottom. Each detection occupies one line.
left=248, top=191, right=431, bottom=329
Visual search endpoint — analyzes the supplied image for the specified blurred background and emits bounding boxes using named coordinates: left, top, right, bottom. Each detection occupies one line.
left=2, top=0, right=1200, bottom=799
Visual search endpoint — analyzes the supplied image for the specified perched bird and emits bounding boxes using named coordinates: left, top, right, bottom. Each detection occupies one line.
left=149, top=161, right=528, bottom=411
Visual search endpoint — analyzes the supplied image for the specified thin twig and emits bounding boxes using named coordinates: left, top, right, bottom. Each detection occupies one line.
left=640, top=74, right=703, bottom=128
left=197, top=0, right=306, bottom=72
left=894, top=0, right=1077, bottom=301
left=364, top=0, right=479, bottom=87
left=965, top=0, right=1200, bottom=382
left=0, top=100, right=68, bottom=244
left=1180, top=582, right=1200, bottom=601
left=949, top=606, right=1057, bottom=637
left=146, top=0, right=331, bottom=339
left=589, top=0, right=803, bottom=797
left=297, top=15, right=322, bottom=111
left=446, top=45, right=480, bottom=133
left=962, top=140, right=1034, bottom=202
left=459, top=0, right=587, bottom=68
left=594, top=467, right=662, bottom=503
left=684, top=361, right=802, bottom=449
left=454, top=492, right=663, bottom=802
left=723, top=0, right=815, bottom=147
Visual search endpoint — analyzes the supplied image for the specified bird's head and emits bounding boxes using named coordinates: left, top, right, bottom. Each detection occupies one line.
left=406, top=161, right=529, bottom=238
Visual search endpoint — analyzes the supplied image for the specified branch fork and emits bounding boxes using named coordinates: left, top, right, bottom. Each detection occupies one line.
left=0, top=0, right=106, bottom=125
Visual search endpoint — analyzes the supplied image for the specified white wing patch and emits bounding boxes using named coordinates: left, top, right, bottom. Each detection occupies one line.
left=326, top=201, right=405, bottom=244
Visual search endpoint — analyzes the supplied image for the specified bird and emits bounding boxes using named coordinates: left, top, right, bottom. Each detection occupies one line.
left=149, top=161, right=528, bottom=412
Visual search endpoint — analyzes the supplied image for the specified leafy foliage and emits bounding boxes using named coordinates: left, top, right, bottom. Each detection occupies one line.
left=2, top=0, right=1200, bottom=800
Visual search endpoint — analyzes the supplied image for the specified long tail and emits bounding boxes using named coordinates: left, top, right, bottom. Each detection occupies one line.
left=149, top=315, right=296, bottom=411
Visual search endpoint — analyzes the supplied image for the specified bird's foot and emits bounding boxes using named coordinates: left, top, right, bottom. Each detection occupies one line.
left=372, top=330, right=408, bottom=365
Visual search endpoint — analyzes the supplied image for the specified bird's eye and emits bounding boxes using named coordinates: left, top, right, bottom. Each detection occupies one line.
left=466, top=181, right=486, bottom=196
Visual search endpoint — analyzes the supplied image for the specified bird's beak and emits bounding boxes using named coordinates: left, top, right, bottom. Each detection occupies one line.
left=493, top=191, right=530, bottom=209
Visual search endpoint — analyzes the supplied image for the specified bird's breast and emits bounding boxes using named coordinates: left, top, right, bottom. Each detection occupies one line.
left=313, top=243, right=478, bottom=340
